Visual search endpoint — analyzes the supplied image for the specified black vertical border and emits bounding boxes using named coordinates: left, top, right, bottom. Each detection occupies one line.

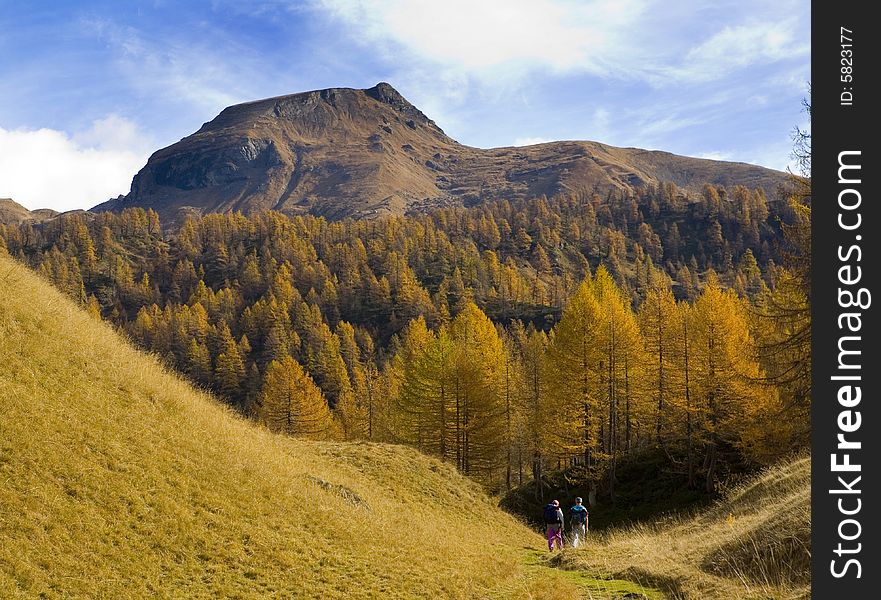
left=812, top=0, right=879, bottom=595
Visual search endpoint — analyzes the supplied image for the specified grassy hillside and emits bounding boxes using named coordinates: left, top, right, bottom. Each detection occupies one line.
left=0, top=252, right=661, bottom=599
left=563, top=455, right=810, bottom=599
left=0, top=249, right=810, bottom=599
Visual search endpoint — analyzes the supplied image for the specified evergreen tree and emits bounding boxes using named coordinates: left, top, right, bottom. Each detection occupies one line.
left=691, top=280, right=768, bottom=492
left=448, top=302, right=506, bottom=480
left=255, top=356, right=336, bottom=439
left=638, top=286, right=679, bottom=444
left=545, top=277, right=603, bottom=469
left=214, top=323, right=245, bottom=401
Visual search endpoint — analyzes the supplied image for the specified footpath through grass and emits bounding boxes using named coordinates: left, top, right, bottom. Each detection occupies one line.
left=554, top=455, right=810, bottom=600
left=518, top=548, right=665, bottom=600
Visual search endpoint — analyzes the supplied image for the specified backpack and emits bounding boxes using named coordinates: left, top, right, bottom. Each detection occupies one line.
left=543, top=504, right=560, bottom=524
left=570, top=505, right=587, bottom=525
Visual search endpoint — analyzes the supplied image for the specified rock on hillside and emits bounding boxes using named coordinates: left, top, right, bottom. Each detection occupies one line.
left=93, top=83, right=791, bottom=224
left=0, top=198, right=58, bottom=225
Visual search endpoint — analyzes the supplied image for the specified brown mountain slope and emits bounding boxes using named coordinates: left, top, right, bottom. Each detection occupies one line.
left=93, top=83, right=790, bottom=223
left=0, top=199, right=58, bottom=225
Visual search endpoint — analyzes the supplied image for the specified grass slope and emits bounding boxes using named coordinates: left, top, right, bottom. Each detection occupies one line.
left=0, top=250, right=805, bottom=599
left=2, top=253, right=654, bottom=599
left=566, top=455, right=810, bottom=599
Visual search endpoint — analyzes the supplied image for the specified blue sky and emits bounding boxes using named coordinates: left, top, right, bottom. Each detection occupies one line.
left=1, top=0, right=810, bottom=212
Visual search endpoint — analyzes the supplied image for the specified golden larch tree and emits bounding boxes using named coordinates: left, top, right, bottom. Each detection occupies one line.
left=255, top=356, right=336, bottom=439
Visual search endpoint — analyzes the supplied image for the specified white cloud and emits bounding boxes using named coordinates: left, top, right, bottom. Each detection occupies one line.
left=315, top=0, right=807, bottom=88
left=81, top=17, right=250, bottom=116
left=638, top=115, right=707, bottom=137
left=513, top=136, right=552, bottom=147
left=747, top=140, right=799, bottom=173
left=768, top=67, right=812, bottom=92
left=693, top=144, right=794, bottom=172
left=316, top=0, right=650, bottom=78
left=74, top=114, right=150, bottom=154
left=686, top=21, right=807, bottom=68
left=695, top=151, right=734, bottom=162
left=666, top=20, right=810, bottom=83
left=0, top=116, right=152, bottom=212
left=593, top=107, right=611, bottom=127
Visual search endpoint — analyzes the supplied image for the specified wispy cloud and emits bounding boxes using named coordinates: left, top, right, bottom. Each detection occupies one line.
left=81, top=17, right=250, bottom=115
left=315, top=0, right=650, bottom=79
left=663, top=20, right=810, bottom=84
left=638, top=115, right=709, bottom=138
left=513, top=137, right=553, bottom=147
left=0, top=116, right=153, bottom=212
left=696, top=151, right=735, bottom=162
left=313, top=0, right=807, bottom=88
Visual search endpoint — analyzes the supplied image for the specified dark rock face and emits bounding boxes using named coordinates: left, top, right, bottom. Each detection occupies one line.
left=93, top=82, right=791, bottom=225
left=142, top=138, right=282, bottom=191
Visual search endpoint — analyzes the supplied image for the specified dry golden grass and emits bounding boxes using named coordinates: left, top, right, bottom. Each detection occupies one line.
left=0, top=253, right=597, bottom=599
left=563, top=455, right=811, bottom=599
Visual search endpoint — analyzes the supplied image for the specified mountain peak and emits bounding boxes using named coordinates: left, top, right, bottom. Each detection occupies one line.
left=195, top=82, right=438, bottom=137
left=364, top=81, right=405, bottom=105
left=363, top=82, right=436, bottom=128
left=94, top=83, right=789, bottom=224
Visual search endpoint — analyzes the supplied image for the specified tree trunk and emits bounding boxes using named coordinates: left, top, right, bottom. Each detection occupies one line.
left=705, top=332, right=717, bottom=494
left=505, top=358, right=512, bottom=490
left=705, top=440, right=717, bottom=494
left=518, top=446, right=523, bottom=486
left=533, top=453, right=543, bottom=501
left=683, top=314, right=695, bottom=489
left=439, top=381, right=446, bottom=459
left=366, top=369, right=374, bottom=440
left=608, top=329, right=617, bottom=502
left=455, top=376, right=462, bottom=471
left=625, top=357, right=631, bottom=452
left=655, top=299, right=664, bottom=443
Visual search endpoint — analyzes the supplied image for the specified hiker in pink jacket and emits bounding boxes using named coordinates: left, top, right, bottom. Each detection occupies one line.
left=543, top=499, right=564, bottom=551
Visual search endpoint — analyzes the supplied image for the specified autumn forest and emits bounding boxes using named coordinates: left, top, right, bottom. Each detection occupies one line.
left=0, top=181, right=810, bottom=496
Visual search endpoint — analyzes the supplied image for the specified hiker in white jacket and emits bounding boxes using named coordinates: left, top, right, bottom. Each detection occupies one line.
left=569, top=497, right=588, bottom=547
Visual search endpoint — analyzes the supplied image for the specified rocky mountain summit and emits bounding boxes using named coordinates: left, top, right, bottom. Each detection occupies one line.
left=94, top=83, right=790, bottom=223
